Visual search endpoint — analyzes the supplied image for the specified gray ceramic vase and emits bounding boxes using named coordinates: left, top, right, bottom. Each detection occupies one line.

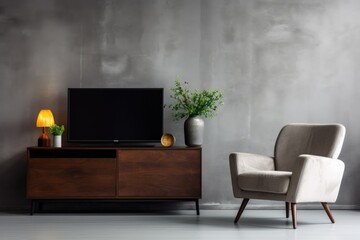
left=184, top=116, right=204, bottom=147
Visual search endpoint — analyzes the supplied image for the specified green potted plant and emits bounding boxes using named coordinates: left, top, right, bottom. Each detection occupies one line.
left=49, top=124, right=65, bottom=148
left=168, top=76, right=224, bottom=146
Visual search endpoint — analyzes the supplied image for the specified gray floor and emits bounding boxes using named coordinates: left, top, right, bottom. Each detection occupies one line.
left=0, top=210, right=359, bottom=240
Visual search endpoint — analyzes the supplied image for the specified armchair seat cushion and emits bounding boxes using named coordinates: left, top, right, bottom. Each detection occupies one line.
left=238, top=171, right=292, bottom=194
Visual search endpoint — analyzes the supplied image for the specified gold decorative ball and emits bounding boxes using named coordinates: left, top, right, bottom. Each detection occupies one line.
left=161, top=133, right=176, bottom=147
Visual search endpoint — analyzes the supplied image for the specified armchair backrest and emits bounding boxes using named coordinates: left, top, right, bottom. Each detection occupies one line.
left=274, top=124, right=346, bottom=171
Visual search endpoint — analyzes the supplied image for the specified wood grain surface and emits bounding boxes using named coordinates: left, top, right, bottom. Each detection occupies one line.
left=27, top=158, right=116, bottom=198
left=117, top=149, right=201, bottom=198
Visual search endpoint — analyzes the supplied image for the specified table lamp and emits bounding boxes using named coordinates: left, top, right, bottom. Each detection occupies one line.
left=36, top=109, right=55, bottom=147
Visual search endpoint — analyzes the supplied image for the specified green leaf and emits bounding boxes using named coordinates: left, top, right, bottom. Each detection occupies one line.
left=167, top=76, right=224, bottom=121
left=49, top=124, right=65, bottom=136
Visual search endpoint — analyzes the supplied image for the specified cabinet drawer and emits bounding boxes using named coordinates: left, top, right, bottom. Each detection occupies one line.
left=27, top=158, right=116, bottom=198
left=117, top=149, right=201, bottom=198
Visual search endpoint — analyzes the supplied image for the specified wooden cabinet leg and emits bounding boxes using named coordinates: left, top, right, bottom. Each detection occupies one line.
left=321, top=202, right=335, bottom=223
left=286, top=202, right=290, bottom=218
left=234, top=198, right=249, bottom=223
left=291, top=203, right=297, bottom=229
left=195, top=199, right=200, bottom=215
left=30, top=200, right=34, bottom=216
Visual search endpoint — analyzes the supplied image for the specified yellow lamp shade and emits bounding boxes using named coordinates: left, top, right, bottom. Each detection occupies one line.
left=36, top=109, right=55, bottom=127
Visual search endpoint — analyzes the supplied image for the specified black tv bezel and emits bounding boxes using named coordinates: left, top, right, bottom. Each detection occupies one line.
left=67, top=88, right=164, bottom=144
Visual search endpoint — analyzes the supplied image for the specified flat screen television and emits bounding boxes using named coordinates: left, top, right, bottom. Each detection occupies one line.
left=67, top=88, right=163, bottom=144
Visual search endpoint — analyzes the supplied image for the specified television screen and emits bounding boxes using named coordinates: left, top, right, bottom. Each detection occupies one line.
left=67, top=88, right=163, bottom=143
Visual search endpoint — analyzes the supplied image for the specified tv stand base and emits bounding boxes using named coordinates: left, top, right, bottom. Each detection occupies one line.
left=27, top=147, right=202, bottom=216
left=30, top=199, right=200, bottom=215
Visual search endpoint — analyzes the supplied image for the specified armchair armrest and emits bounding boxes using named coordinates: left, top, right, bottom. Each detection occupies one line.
left=229, top=152, right=275, bottom=197
left=229, top=152, right=275, bottom=174
left=286, top=154, right=345, bottom=203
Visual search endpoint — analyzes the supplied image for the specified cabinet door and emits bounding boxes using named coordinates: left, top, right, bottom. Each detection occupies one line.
left=117, top=149, right=201, bottom=198
left=27, top=158, right=116, bottom=198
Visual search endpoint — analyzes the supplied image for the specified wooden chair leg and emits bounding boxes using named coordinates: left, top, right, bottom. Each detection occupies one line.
left=321, top=202, right=335, bottom=223
left=234, top=198, right=249, bottom=223
left=285, top=202, right=290, bottom=218
left=291, top=203, right=297, bottom=229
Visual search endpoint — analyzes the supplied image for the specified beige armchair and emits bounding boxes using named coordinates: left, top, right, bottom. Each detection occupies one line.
left=229, top=124, right=346, bottom=229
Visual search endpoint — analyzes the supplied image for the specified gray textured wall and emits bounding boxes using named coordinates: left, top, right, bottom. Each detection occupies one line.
left=1, top=0, right=360, bottom=210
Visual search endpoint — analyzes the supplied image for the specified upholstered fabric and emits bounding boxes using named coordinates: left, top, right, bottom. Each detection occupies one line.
left=286, top=154, right=345, bottom=203
left=238, top=171, right=292, bottom=194
left=229, top=153, right=275, bottom=174
left=274, top=124, right=345, bottom=171
left=229, top=123, right=346, bottom=204
left=229, top=153, right=275, bottom=197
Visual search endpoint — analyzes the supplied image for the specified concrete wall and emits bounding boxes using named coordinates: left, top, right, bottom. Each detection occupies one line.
left=1, top=0, right=360, bottom=210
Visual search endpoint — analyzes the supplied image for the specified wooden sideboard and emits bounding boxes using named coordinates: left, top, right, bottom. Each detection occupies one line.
left=27, top=147, right=201, bottom=215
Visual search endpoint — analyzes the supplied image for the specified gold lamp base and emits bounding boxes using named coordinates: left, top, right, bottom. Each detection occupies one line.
left=38, top=128, right=51, bottom=147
